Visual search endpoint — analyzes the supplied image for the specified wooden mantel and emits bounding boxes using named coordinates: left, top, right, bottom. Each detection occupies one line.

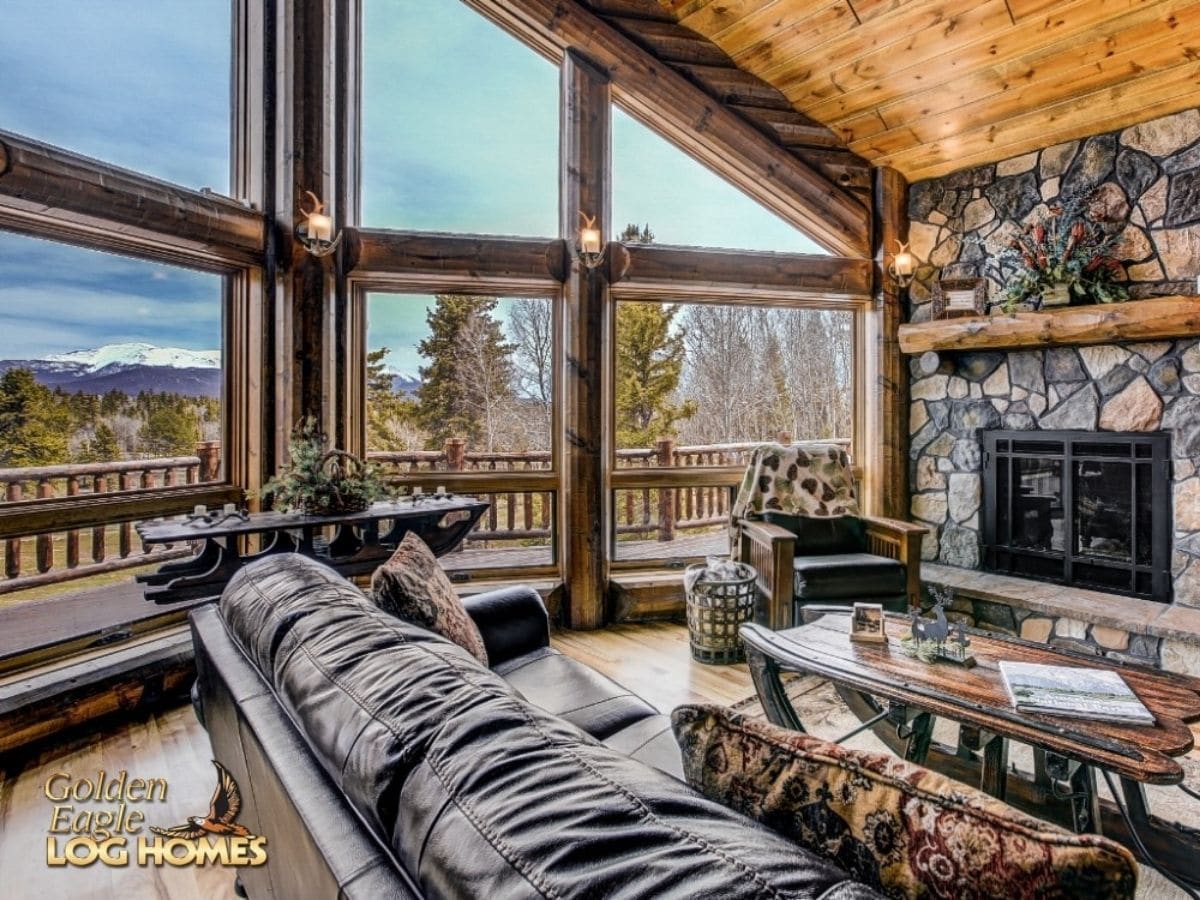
left=898, top=295, right=1200, bottom=355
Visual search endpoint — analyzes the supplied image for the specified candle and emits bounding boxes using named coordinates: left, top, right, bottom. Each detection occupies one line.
left=412, top=486, right=423, bottom=496
left=193, top=505, right=207, bottom=516
left=579, top=226, right=602, bottom=256
left=223, top=503, right=237, bottom=515
left=307, top=211, right=333, bottom=242
left=436, top=485, right=447, bottom=496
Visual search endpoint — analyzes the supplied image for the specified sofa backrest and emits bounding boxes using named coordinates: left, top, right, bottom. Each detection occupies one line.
left=216, top=554, right=883, bottom=900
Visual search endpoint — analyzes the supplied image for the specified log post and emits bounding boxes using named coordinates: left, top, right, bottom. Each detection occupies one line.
left=444, top=438, right=466, bottom=472
left=559, top=50, right=611, bottom=629
left=91, top=475, right=106, bottom=562
left=36, top=479, right=53, bottom=573
left=868, top=167, right=910, bottom=521
left=196, top=441, right=221, bottom=482
left=776, top=431, right=792, bottom=444
left=656, top=437, right=676, bottom=543
left=66, top=476, right=80, bottom=569
left=5, top=482, right=21, bottom=578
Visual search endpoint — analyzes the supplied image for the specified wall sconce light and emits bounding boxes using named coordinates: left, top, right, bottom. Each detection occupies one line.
left=297, top=190, right=342, bottom=258
left=889, top=239, right=915, bottom=289
left=577, top=211, right=604, bottom=270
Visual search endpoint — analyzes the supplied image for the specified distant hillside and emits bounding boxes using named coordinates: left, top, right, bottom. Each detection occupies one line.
left=0, top=342, right=222, bottom=398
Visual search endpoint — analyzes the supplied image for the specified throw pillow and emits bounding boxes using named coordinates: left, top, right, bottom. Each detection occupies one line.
left=371, top=532, right=488, bottom=666
left=671, top=704, right=1136, bottom=900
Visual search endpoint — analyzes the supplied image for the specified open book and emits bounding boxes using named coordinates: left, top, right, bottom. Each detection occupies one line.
left=999, top=661, right=1155, bottom=725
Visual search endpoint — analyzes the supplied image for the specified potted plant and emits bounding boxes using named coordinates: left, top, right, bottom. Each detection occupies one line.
left=991, top=193, right=1129, bottom=313
left=261, top=417, right=388, bottom=515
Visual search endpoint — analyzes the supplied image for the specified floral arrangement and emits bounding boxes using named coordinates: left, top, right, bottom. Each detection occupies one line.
left=992, top=193, right=1129, bottom=312
left=261, top=417, right=387, bottom=515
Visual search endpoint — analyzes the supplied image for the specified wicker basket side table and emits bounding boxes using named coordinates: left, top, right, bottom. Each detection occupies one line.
left=684, top=561, right=758, bottom=665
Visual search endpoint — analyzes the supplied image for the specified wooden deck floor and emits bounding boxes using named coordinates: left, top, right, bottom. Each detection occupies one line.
left=0, top=533, right=728, bottom=663
left=0, top=623, right=752, bottom=900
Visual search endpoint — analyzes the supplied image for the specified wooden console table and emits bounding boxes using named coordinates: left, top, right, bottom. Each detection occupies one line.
left=135, top=496, right=488, bottom=604
left=741, top=610, right=1200, bottom=888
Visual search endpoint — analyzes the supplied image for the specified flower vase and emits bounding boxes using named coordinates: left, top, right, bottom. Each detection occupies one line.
left=1040, top=283, right=1071, bottom=307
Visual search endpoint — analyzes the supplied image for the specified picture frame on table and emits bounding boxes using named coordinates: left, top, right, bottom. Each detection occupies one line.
left=932, top=277, right=987, bottom=320
left=849, top=602, right=886, bottom=643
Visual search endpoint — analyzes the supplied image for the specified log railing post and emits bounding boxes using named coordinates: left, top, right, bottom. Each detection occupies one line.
left=36, top=479, right=53, bottom=573
left=196, top=441, right=221, bottom=482
left=5, top=482, right=21, bottom=578
left=66, top=476, right=80, bottom=569
left=656, top=437, right=675, bottom=542
left=92, top=475, right=106, bottom=562
left=119, top=473, right=136, bottom=557
left=444, top=438, right=466, bottom=472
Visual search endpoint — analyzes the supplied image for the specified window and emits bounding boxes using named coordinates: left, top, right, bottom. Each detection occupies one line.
left=365, top=292, right=556, bottom=572
left=0, top=0, right=231, bottom=191
left=612, top=108, right=825, bottom=253
left=361, top=0, right=559, bottom=236
left=611, top=298, right=855, bottom=562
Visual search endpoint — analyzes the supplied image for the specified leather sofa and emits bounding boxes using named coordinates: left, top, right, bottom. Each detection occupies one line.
left=191, top=553, right=884, bottom=899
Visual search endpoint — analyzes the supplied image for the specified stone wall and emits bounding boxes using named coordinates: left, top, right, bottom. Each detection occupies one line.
left=906, top=107, right=1200, bottom=319
left=904, top=107, right=1200, bottom=611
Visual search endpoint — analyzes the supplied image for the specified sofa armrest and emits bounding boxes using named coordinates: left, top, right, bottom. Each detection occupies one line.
left=461, top=585, right=550, bottom=667
left=862, top=516, right=928, bottom=610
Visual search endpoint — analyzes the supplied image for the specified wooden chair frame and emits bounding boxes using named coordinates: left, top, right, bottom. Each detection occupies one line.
left=737, top=517, right=928, bottom=630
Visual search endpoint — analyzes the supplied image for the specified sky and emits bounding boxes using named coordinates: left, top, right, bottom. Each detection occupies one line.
left=0, top=0, right=822, bottom=367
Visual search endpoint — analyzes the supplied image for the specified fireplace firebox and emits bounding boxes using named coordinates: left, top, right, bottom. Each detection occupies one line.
left=982, top=430, right=1172, bottom=602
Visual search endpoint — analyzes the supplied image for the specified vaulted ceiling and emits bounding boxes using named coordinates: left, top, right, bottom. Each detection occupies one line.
left=653, top=0, right=1200, bottom=182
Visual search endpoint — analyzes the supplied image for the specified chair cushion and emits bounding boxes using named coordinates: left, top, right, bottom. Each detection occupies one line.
left=672, top=705, right=1137, bottom=900
left=370, top=532, right=488, bottom=665
left=494, top=646, right=660, bottom=739
left=764, top=512, right=867, bottom=554
left=793, top=552, right=906, bottom=601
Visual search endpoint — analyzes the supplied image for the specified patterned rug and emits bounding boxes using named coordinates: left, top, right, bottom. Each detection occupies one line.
left=731, top=676, right=1198, bottom=900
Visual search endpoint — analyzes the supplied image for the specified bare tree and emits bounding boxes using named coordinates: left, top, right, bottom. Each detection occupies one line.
left=508, top=298, right=553, bottom=445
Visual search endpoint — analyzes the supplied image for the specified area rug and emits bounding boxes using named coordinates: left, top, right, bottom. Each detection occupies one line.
left=731, top=676, right=1198, bottom=900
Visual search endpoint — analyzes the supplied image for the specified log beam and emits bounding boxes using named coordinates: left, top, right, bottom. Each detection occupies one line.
left=866, top=167, right=909, bottom=521
left=463, top=0, right=871, bottom=258
left=0, top=130, right=265, bottom=267
left=346, top=228, right=567, bottom=289
left=897, top=296, right=1200, bottom=354
left=559, top=50, right=611, bottom=630
left=614, top=244, right=871, bottom=299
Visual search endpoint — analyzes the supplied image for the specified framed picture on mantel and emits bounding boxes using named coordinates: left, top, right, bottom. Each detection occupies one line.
left=932, top=278, right=987, bottom=320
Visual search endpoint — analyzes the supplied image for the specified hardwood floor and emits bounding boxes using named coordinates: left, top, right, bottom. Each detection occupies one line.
left=0, top=623, right=752, bottom=900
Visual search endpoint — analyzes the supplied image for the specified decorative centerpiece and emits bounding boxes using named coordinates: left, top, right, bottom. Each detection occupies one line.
left=901, top=590, right=976, bottom=667
left=261, top=417, right=387, bottom=515
left=991, top=193, right=1129, bottom=313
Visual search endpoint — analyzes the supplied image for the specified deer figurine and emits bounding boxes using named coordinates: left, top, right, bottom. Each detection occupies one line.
left=910, top=602, right=950, bottom=650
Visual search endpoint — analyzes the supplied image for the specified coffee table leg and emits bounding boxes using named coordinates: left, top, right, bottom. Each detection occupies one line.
left=960, top=726, right=1009, bottom=800
left=897, top=709, right=934, bottom=764
left=744, top=644, right=806, bottom=733
left=1043, top=751, right=1101, bottom=833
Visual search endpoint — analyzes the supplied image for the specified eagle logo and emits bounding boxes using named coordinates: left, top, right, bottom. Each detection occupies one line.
left=150, top=760, right=252, bottom=840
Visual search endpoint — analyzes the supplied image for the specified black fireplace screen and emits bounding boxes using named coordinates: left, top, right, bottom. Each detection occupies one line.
left=982, top=430, right=1172, bottom=602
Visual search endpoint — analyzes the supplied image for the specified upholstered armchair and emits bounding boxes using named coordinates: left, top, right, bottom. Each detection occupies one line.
left=732, top=443, right=927, bottom=631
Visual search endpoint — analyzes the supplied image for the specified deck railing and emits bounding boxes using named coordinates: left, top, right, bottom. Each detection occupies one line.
left=0, top=436, right=847, bottom=595
left=0, top=447, right=222, bottom=595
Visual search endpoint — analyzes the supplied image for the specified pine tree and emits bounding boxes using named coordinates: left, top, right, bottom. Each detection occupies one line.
left=615, top=303, right=695, bottom=447
left=0, top=368, right=72, bottom=466
left=415, top=296, right=515, bottom=450
left=77, top=423, right=121, bottom=463
left=366, top=347, right=417, bottom=450
left=137, top=399, right=200, bottom=456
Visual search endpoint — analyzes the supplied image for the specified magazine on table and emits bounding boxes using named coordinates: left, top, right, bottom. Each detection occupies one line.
left=998, top=661, right=1156, bottom=725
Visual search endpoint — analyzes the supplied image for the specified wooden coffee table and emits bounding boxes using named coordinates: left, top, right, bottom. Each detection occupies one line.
left=740, top=610, right=1200, bottom=887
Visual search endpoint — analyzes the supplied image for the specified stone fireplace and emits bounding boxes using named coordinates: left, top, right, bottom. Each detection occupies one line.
left=980, top=429, right=1172, bottom=602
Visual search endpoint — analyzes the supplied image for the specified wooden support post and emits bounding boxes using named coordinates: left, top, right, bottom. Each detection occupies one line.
left=196, top=441, right=222, bottom=482
left=444, top=438, right=466, bottom=472
left=35, top=479, right=53, bottom=573
left=655, top=437, right=675, bottom=543
left=868, top=167, right=910, bottom=521
left=560, top=50, right=611, bottom=630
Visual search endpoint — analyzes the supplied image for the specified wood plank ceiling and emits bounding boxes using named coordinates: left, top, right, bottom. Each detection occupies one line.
left=577, top=0, right=874, bottom=203
left=654, top=0, right=1200, bottom=182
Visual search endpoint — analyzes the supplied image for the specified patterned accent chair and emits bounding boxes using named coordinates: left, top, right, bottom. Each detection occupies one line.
left=734, top=443, right=927, bottom=630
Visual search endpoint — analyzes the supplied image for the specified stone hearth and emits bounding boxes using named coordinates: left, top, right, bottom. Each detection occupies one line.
left=908, top=339, right=1200, bottom=608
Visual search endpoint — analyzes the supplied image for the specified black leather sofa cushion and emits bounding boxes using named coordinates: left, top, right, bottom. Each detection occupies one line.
left=603, top=714, right=685, bottom=777
left=793, top=552, right=906, bottom=601
left=218, top=555, right=882, bottom=900
left=763, top=512, right=867, bottom=555
left=494, top=645, right=660, bottom=740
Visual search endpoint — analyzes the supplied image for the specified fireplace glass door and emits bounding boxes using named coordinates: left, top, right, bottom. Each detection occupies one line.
left=983, top=431, right=1171, bottom=602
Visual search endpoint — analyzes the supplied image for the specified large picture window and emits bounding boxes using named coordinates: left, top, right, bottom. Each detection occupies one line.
left=360, top=0, right=558, bottom=235
left=0, top=0, right=231, bottom=191
left=365, top=291, right=556, bottom=573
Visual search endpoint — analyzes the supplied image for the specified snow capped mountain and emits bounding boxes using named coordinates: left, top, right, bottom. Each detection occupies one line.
left=46, top=342, right=220, bottom=372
